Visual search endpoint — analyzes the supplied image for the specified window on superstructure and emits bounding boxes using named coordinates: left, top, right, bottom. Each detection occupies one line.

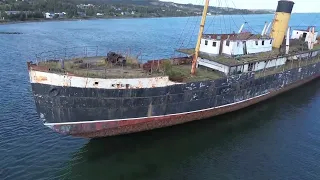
left=226, top=40, right=230, bottom=46
left=212, top=42, right=217, bottom=47
left=205, top=40, right=208, bottom=45
left=255, top=41, right=258, bottom=45
left=262, top=41, right=265, bottom=45
left=270, top=40, right=273, bottom=44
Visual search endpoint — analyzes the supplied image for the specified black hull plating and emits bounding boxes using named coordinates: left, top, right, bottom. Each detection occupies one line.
left=31, top=62, right=320, bottom=124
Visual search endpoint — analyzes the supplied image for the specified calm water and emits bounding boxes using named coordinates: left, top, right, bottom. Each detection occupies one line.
left=1, top=14, right=320, bottom=180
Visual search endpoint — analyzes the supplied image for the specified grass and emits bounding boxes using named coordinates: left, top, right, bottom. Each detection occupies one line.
left=36, top=57, right=224, bottom=82
left=168, top=65, right=223, bottom=82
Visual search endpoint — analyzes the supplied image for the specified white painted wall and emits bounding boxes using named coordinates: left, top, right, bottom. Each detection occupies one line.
left=45, top=13, right=53, bottom=19
left=229, top=65, right=246, bottom=74
left=222, top=41, right=232, bottom=55
left=231, top=41, right=245, bottom=55
left=245, top=39, right=273, bottom=54
left=252, top=57, right=287, bottom=71
left=221, top=39, right=272, bottom=56
left=222, top=41, right=244, bottom=56
left=230, top=57, right=287, bottom=74
left=200, top=37, right=273, bottom=56
left=197, top=58, right=230, bottom=75
left=29, top=70, right=179, bottom=89
left=199, top=38, right=221, bottom=55
left=243, top=64, right=249, bottom=72
left=291, top=30, right=318, bottom=43
left=255, top=58, right=284, bottom=71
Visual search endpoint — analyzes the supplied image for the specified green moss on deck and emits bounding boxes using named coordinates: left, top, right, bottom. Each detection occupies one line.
left=37, top=57, right=224, bottom=82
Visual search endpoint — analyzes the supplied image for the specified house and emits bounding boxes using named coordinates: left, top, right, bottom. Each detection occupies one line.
left=96, top=13, right=104, bottom=16
left=178, top=23, right=320, bottom=76
left=54, top=12, right=66, bottom=18
left=176, top=22, right=294, bottom=75
left=44, top=12, right=66, bottom=19
left=45, top=12, right=54, bottom=19
left=194, top=32, right=278, bottom=75
left=291, top=26, right=318, bottom=49
left=199, top=32, right=273, bottom=56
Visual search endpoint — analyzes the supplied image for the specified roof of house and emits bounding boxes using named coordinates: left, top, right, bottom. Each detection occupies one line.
left=202, top=32, right=272, bottom=41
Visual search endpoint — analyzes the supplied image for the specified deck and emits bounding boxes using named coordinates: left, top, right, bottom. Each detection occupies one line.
left=31, top=43, right=320, bottom=83
left=177, top=43, right=320, bottom=67
left=34, top=56, right=225, bottom=82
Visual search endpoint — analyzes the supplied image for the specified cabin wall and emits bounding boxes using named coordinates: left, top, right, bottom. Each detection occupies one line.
left=291, top=30, right=318, bottom=42
left=197, top=58, right=230, bottom=75
left=246, top=39, right=273, bottom=54
left=199, top=39, right=221, bottom=55
left=229, top=57, right=287, bottom=75
left=231, top=41, right=244, bottom=55
left=243, top=64, right=249, bottom=72
left=253, top=58, right=285, bottom=71
left=229, top=64, right=246, bottom=74
left=222, top=41, right=244, bottom=56
left=222, top=39, right=272, bottom=56
left=222, top=41, right=232, bottom=55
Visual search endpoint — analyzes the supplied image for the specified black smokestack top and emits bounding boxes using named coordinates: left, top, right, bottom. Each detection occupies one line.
left=276, top=0, right=295, bottom=13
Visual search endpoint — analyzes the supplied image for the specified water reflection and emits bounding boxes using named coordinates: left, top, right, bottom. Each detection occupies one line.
left=61, top=79, right=320, bottom=180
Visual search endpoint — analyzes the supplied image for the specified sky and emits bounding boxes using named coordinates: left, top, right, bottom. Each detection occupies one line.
left=161, top=0, right=320, bottom=13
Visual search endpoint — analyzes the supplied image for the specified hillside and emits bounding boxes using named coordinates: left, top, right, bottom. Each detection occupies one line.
left=73, top=0, right=274, bottom=14
left=0, top=0, right=273, bottom=22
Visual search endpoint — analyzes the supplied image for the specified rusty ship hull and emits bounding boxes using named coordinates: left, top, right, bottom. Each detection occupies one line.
left=28, top=50, right=320, bottom=138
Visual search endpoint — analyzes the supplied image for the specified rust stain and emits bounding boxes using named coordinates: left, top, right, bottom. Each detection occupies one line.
left=138, top=81, right=143, bottom=88
left=34, top=76, right=48, bottom=82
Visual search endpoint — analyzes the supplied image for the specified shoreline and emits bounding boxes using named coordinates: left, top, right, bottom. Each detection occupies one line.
left=0, top=13, right=274, bottom=26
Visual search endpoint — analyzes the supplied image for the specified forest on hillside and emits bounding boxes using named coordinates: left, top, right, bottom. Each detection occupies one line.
left=0, top=0, right=273, bottom=21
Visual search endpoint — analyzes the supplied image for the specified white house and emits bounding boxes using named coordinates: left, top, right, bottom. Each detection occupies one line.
left=45, top=12, right=66, bottom=19
left=291, top=27, right=318, bottom=50
left=193, top=32, right=284, bottom=75
left=45, top=12, right=53, bottom=19
left=199, top=32, right=273, bottom=56
left=291, top=27, right=318, bottom=43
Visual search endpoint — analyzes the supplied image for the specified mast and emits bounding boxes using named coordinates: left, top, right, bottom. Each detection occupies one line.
left=191, top=0, right=210, bottom=75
